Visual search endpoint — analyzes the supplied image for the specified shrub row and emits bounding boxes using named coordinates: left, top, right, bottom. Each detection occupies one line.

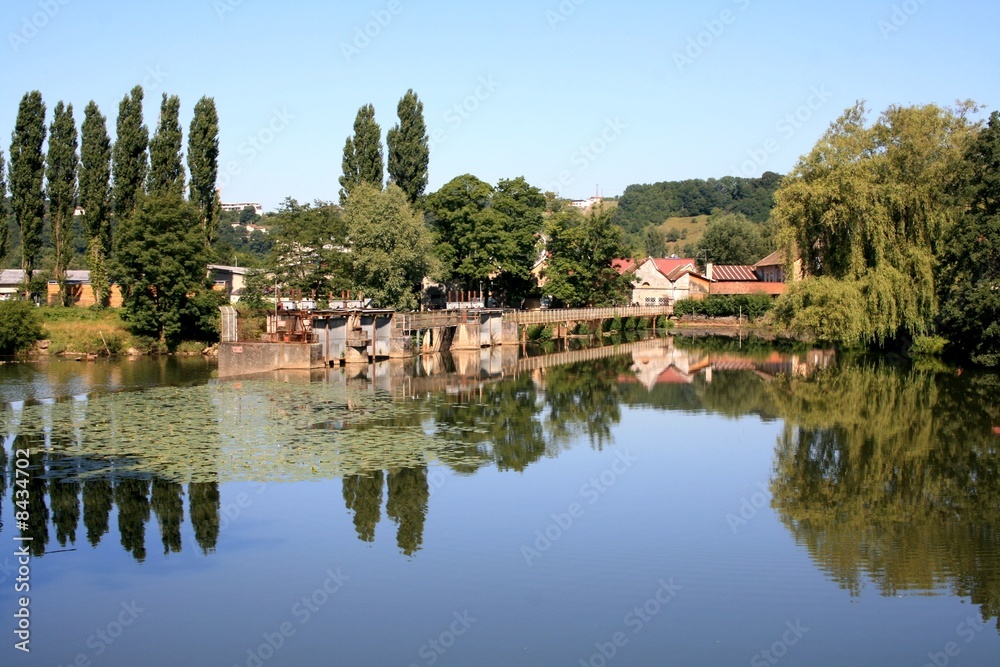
left=674, top=294, right=774, bottom=321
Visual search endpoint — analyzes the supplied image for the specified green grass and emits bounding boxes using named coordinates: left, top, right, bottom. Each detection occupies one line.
left=39, top=307, right=130, bottom=355
left=655, top=214, right=710, bottom=256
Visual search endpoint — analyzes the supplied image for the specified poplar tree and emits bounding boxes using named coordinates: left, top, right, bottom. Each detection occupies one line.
left=387, top=89, right=429, bottom=204
left=46, top=101, right=79, bottom=305
left=0, top=150, right=7, bottom=261
left=187, top=96, right=220, bottom=244
left=80, top=101, right=113, bottom=306
left=339, top=104, right=383, bottom=204
left=8, top=90, right=47, bottom=285
left=147, top=93, right=185, bottom=198
left=112, top=85, right=149, bottom=219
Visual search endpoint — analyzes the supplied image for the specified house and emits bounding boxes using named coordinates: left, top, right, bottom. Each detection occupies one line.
left=208, top=264, right=250, bottom=302
left=569, top=196, right=603, bottom=210
left=221, top=202, right=264, bottom=216
left=0, top=269, right=27, bottom=301
left=753, top=249, right=802, bottom=283
left=45, top=270, right=124, bottom=307
left=618, top=257, right=710, bottom=306
left=703, top=262, right=786, bottom=297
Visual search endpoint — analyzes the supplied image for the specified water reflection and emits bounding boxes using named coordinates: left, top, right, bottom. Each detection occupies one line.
left=2, top=340, right=998, bottom=630
left=769, top=365, right=1000, bottom=630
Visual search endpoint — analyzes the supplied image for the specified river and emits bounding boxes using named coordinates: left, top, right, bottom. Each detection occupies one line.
left=0, top=337, right=998, bottom=666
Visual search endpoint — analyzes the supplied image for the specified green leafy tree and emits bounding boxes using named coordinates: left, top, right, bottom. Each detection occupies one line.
left=773, top=102, right=979, bottom=344
left=343, top=183, right=434, bottom=310
left=339, top=104, right=383, bottom=204
left=238, top=205, right=258, bottom=225
left=147, top=93, right=185, bottom=198
left=46, top=101, right=79, bottom=306
left=424, top=173, right=493, bottom=283
left=425, top=174, right=545, bottom=304
left=187, top=96, right=219, bottom=244
left=114, top=193, right=218, bottom=348
left=269, top=198, right=349, bottom=298
left=8, top=90, right=47, bottom=284
left=80, top=101, right=113, bottom=305
left=644, top=225, right=666, bottom=257
left=488, top=176, right=546, bottom=303
left=544, top=206, right=632, bottom=307
left=695, top=211, right=770, bottom=266
left=937, top=111, right=1000, bottom=366
left=0, top=300, right=43, bottom=354
left=112, top=85, right=149, bottom=219
left=387, top=89, right=429, bottom=204
left=0, top=149, right=7, bottom=261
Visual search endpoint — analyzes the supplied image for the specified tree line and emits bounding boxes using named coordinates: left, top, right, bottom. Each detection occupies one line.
left=252, top=90, right=633, bottom=312
left=1, top=86, right=223, bottom=347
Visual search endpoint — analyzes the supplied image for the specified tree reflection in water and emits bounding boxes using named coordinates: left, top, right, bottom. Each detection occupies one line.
left=769, top=365, right=1000, bottom=630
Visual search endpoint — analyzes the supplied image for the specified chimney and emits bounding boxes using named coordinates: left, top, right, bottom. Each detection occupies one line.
left=705, top=262, right=714, bottom=281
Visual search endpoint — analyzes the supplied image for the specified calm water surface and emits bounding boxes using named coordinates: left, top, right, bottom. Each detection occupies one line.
left=0, top=339, right=998, bottom=666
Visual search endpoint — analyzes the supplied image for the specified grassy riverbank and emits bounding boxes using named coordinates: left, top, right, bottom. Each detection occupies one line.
left=35, top=307, right=209, bottom=356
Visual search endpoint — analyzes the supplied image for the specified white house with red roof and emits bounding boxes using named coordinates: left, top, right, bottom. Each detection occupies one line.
left=614, top=257, right=710, bottom=305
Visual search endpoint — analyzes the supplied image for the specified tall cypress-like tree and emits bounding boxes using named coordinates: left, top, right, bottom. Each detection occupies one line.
left=112, top=85, right=149, bottom=220
left=147, top=93, right=184, bottom=198
left=80, top=101, right=113, bottom=306
left=187, top=96, right=220, bottom=244
left=387, top=89, right=429, bottom=204
left=0, top=149, right=7, bottom=261
left=339, top=104, right=383, bottom=204
left=46, top=101, right=79, bottom=305
left=8, top=90, right=47, bottom=285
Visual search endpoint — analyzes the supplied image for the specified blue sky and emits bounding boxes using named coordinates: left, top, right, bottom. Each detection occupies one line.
left=2, top=0, right=998, bottom=211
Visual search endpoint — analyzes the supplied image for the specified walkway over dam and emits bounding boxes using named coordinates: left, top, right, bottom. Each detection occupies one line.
left=219, top=305, right=674, bottom=377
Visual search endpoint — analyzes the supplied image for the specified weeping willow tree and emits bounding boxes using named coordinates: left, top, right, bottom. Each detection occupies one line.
left=773, top=102, right=981, bottom=344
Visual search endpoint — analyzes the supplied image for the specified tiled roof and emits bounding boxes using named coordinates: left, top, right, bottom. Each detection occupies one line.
left=612, top=258, right=637, bottom=275
left=0, top=269, right=27, bottom=286
left=755, top=250, right=785, bottom=267
left=712, top=265, right=758, bottom=282
left=652, top=258, right=697, bottom=278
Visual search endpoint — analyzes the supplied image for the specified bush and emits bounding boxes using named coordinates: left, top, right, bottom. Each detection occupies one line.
left=673, top=294, right=775, bottom=320
left=910, top=335, right=947, bottom=357
left=624, top=317, right=637, bottom=331
left=0, top=301, right=44, bottom=355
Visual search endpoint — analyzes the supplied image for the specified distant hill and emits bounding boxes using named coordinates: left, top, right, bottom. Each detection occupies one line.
left=613, top=172, right=782, bottom=234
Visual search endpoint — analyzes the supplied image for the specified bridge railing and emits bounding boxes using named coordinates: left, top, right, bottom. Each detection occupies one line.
left=507, top=305, right=672, bottom=326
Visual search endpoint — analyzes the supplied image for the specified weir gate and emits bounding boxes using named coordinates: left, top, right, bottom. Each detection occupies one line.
left=218, top=305, right=674, bottom=377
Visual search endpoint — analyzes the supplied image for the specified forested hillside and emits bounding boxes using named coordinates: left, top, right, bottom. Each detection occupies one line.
left=614, top=172, right=782, bottom=233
